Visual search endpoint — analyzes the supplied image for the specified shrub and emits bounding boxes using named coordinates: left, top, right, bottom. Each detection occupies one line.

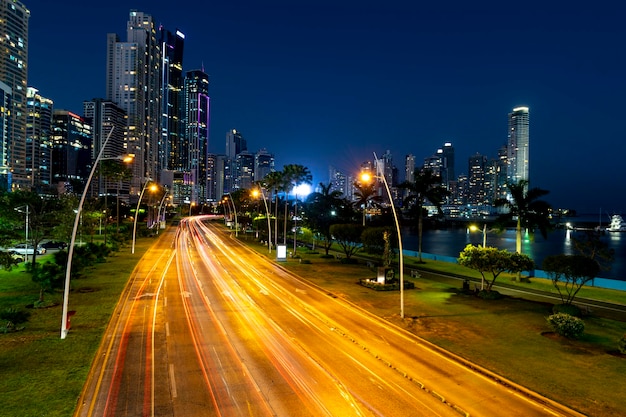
left=1, top=308, right=31, bottom=326
left=552, top=303, right=582, bottom=317
left=478, top=290, right=502, bottom=300
left=618, top=335, right=626, bottom=354
left=547, top=313, right=585, bottom=339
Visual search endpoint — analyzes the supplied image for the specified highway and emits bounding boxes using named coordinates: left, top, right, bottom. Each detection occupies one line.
left=75, top=215, right=586, bottom=416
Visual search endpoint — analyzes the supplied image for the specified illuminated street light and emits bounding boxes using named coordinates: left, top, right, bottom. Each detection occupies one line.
left=131, top=179, right=154, bottom=254
left=62, top=127, right=131, bottom=339
left=360, top=152, right=405, bottom=319
left=469, top=223, right=488, bottom=290
left=252, top=188, right=272, bottom=253
left=469, top=223, right=487, bottom=248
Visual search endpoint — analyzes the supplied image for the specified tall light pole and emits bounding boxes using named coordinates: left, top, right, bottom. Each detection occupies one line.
left=156, top=190, right=168, bottom=234
left=226, top=193, right=238, bottom=237
left=132, top=179, right=155, bottom=254
left=361, top=152, right=405, bottom=319
left=62, top=127, right=131, bottom=339
left=253, top=188, right=272, bottom=253
left=14, top=205, right=29, bottom=263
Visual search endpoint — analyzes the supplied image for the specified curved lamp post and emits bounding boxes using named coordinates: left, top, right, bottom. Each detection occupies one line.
left=469, top=223, right=488, bottom=290
left=155, top=190, right=169, bottom=234
left=62, top=127, right=134, bottom=339
left=252, top=188, right=272, bottom=253
left=360, top=152, right=405, bottom=319
left=226, top=193, right=238, bottom=237
left=132, top=179, right=155, bottom=254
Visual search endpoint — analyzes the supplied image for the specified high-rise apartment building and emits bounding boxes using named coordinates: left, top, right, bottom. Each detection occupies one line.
left=235, top=151, right=255, bottom=190
left=51, top=110, right=92, bottom=194
left=467, top=153, right=488, bottom=206
left=0, top=0, right=29, bottom=190
left=224, top=129, right=246, bottom=194
left=106, top=10, right=162, bottom=197
left=26, top=87, right=53, bottom=192
left=404, top=154, right=415, bottom=183
left=254, top=149, right=274, bottom=182
left=0, top=81, right=11, bottom=190
left=161, top=28, right=185, bottom=173
left=507, top=106, right=529, bottom=184
left=184, top=69, right=209, bottom=204
left=83, top=98, right=128, bottom=198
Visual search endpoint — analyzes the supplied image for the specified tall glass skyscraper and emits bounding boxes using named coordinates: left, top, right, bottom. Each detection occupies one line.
left=0, top=0, right=29, bottom=190
left=184, top=69, right=209, bottom=204
left=106, top=10, right=162, bottom=197
left=507, top=106, right=529, bottom=184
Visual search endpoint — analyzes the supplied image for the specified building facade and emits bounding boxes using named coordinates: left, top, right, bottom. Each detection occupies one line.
left=26, top=87, right=53, bottom=192
left=184, top=69, right=209, bottom=204
left=507, top=106, right=529, bottom=185
left=51, top=110, right=93, bottom=194
left=0, top=0, right=29, bottom=190
left=106, top=10, right=162, bottom=197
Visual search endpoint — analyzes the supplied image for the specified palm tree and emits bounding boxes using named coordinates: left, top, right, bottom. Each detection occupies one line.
left=494, top=179, right=551, bottom=255
left=352, top=181, right=382, bottom=225
left=304, top=182, right=344, bottom=255
left=399, top=167, right=449, bottom=263
left=282, top=164, right=312, bottom=254
left=262, top=170, right=285, bottom=248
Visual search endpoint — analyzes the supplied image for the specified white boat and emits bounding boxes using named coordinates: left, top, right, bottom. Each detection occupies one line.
left=606, top=214, right=626, bottom=232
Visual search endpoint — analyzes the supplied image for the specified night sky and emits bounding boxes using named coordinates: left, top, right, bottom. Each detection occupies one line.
left=26, top=1, right=626, bottom=214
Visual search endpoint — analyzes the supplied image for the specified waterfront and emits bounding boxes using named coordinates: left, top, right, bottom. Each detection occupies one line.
left=403, top=216, right=625, bottom=281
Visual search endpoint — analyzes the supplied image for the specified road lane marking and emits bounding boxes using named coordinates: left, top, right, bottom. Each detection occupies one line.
left=169, top=364, right=177, bottom=398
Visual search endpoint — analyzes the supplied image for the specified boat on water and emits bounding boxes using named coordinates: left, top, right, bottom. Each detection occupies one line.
left=606, top=214, right=626, bottom=232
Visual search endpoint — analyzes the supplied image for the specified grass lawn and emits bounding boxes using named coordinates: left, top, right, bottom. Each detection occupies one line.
left=0, top=239, right=154, bottom=417
left=248, top=240, right=626, bottom=417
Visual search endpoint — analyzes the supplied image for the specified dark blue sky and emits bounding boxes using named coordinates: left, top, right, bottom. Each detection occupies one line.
left=26, top=1, right=626, bottom=213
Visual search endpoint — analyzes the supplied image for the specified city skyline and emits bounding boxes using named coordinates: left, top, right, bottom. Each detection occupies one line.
left=25, top=1, right=626, bottom=213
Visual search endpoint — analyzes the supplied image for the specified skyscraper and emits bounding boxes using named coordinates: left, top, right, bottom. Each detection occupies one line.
left=224, top=129, right=246, bottom=194
left=507, top=106, right=529, bottom=184
left=106, top=11, right=162, bottom=197
left=254, top=148, right=274, bottom=182
left=0, top=0, right=29, bottom=190
left=83, top=98, right=128, bottom=198
left=51, top=110, right=92, bottom=194
left=160, top=28, right=185, bottom=174
left=184, top=69, right=209, bottom=204
left=26, top=87, right=53, bottom=192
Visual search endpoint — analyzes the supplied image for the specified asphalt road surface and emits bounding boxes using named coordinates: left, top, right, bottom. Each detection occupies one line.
left=75, top=215, right=586, bottom=417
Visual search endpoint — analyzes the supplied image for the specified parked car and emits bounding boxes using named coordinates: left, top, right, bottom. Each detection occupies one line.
left=6, top=243, right=46, bottom=255
left=40, top=240, right=67, bottom=250
left=0, top=251, right=24, bottom=263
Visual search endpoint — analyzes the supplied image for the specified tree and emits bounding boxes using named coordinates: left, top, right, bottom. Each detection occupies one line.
left=494, top=180, right=551, bottom=255
left=542, top=254, right=600, bottom=306
left=399, top=167, right=449, bottom=263
left=571, top=230, right=614, bottom=273
left=352, top=181, right=382, bottom=226
left=329, top=223, right=364, bottom=260
left=282, top=164, right=312, bottom=254
left=262, top=171, right=286, bottom=247
left=303, top=182, right=344, bottom=255
left=457, top=244, right=535, bottom=292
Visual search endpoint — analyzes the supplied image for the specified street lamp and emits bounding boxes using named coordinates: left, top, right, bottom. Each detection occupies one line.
left=469, top=224, right=487, bottom=248
left=14, top=205, right=29, bottom=263
left=156, top=190, right=169, bottom=234
left=131, top=179, right=155, bottom=254
left=226, top=193, right=238, bottom=237
left=360, top=152, right=405, bottom=319
left=62, top=127, right=131, bottom=339
left=252, top=188, right=272, bottom=253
